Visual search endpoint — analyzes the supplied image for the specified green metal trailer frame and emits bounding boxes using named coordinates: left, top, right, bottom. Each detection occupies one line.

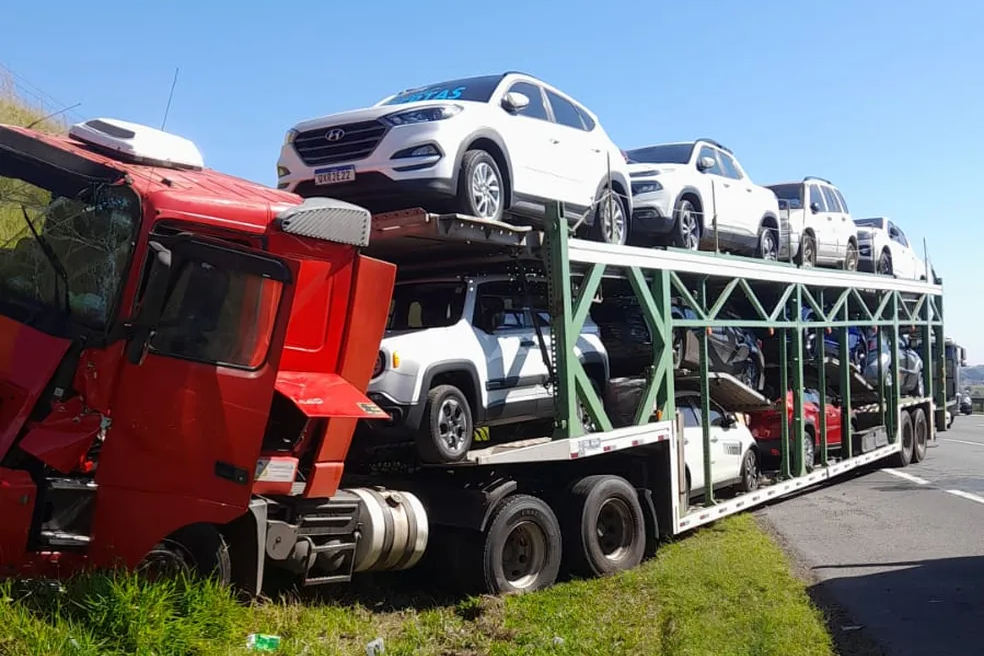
left=366, top=200, right=945, bottom=536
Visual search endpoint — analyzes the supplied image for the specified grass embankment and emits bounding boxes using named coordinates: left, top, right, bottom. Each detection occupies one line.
left=0, top=515, right=833, bottom=656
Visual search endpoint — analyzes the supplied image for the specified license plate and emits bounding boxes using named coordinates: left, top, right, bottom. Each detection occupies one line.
left=314, top=165, right=355, bottom=185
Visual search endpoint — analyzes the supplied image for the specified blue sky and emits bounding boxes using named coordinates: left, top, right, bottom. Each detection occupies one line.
left=3, top=0, right=983, bottom=361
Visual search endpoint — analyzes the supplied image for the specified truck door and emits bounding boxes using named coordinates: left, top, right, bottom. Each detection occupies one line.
left=89, top=236, right=295, bottom=566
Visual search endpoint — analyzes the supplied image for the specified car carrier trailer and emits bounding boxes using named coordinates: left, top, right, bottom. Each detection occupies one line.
left=0, top=119, right=945, bottom=597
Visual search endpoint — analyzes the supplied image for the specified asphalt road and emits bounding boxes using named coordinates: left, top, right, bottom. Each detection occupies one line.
left=756, top=417, right=984, bottom=656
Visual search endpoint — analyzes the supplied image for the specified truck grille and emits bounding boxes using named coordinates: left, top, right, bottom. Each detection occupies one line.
left=293, top=120, right=387, bottom=167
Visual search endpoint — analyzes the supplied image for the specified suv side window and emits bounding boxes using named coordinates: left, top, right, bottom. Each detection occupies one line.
left=888, top=223, right=909, bottom=247
left=574, top=105, right=596, bottom=131
left=696, top=145, right=724, bottom=175
left=678, top=395, right=701, bottom=428
left=717, top=150, right=743, bottom=180
left=833, top=188, right=850, bottom=214
left=506, top=82, right=549, bottom=121
left=809, top=184, right=827, bottom=211
left=821, top=185, right=842, bottom=213
left=474, top=280, right=527, bottom=332
left=545, top=90, right=585, bottom=130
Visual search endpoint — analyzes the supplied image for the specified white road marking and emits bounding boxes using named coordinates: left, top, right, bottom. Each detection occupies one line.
left=881, top=469, right=930, bottom=485
left=945, top=489, right=984, bottom=506
left=940, top=438, right=984, bottom=447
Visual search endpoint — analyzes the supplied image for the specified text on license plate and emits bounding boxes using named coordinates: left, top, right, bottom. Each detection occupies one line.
left=314, top=165, right=356, bottom=185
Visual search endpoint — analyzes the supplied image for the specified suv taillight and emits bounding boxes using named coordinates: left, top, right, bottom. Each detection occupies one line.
left=372, top=351, right=385, bottom=378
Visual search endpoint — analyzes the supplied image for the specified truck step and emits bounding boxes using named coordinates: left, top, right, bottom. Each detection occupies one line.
left=40, top=530, right=91, bottom=548
left=46, top=478, right=98, bottom=492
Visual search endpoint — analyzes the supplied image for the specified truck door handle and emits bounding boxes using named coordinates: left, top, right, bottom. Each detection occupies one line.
left=520, top=339, right=536, bottom=347
left=548, top=138, right=560, bottom=144
left=722, top=183, right=730, bottom=188
left=746, top=188, right=753, bottom=193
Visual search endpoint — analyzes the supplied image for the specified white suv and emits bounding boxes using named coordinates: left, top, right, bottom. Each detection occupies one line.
left=365, top=274, right=609, bottom=463
left=624, top=140, right=781, bottom=259
left=766, top=177, right=859, bottom=270
left=277, top=72, right=633, bottom=244
left=854, top=217, right=926, bottom=279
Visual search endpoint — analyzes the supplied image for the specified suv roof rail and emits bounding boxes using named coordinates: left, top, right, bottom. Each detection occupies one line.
left=803, top=175, right=834, bottom=185
left=696, top=137, right=732, bottom=154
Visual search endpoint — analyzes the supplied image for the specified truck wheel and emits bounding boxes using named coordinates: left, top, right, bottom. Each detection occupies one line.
left=415, top=385, right=473, bottom=463
left=562, top=475, right=645, bottom=578
left=890, top=410, right=914, bottom=467
left=138, top=525, right=232, bottom=586
left=912, top=407, right=928, bottom=463
left=480, top=494, right=562, bottom=594
left=877, top=249, right=893, bottom=276
left=843, top=240, right=859, bottom=271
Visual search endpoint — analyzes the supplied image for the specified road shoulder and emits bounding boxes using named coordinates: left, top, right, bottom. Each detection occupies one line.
left=755, top=513, right=888, bottom=656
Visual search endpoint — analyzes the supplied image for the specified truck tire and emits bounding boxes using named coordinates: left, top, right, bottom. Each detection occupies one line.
left=911, top=407, right=928, bottom=463
left=415, top=384, right=473, bottom=464
left=138, top=524, right=232, bottom=586
left=562, top=475, right=646, bottom=578
left=890, top=410, right=914, bottom=468
left=671, top=198, right=701, bottom=250
left=480, top=494, right=562, bottom=594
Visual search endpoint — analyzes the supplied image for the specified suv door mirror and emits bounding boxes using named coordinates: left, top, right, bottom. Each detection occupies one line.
left=721, top=412, right=738, bottom=428
left=125, top=241, right=173, bottom=365
left=501, top=92, right=530, bottom=113
left=697, top=156, right=716, bottom=172
left=810, top=201, right=821, bottom=214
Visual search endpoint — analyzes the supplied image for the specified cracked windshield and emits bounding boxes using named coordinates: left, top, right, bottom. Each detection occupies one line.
left=0, top=174, right=138, bottom=328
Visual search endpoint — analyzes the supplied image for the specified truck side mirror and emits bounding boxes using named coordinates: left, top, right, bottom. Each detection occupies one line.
left=810, top=201, right=821, bottom=214
left=125, top=241, right=173, bottom=365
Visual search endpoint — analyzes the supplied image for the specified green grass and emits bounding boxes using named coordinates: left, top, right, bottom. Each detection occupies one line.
left=0, top=515, right=834, bottom=656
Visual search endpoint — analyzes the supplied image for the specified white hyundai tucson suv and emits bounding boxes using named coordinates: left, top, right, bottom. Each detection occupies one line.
left=277, top=72, right=633, bottom=245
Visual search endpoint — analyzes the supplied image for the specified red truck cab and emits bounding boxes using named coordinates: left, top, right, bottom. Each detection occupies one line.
left=0, top=118, right=401, bottom=591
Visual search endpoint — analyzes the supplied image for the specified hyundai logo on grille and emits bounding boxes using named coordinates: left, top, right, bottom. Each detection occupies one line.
left=325, top=128, right=345, bottom=142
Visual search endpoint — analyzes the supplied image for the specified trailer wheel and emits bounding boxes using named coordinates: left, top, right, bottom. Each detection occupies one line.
left=480, top=494, right=562, bottom=594
left=138, top=524, right=232, bottom=586
left=562, top=475, right=646, bottom=578
left=912, top=407, right=928, bottom=463
left=415, top=384, right=473, bottom=463
left=890, top=410, right=914, bottom=467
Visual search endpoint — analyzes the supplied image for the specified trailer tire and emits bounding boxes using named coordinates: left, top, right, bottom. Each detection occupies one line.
left=415, top=384, right=473, bottom=463
left=562, top=475, right=646, bottom=578
left=480, top=494, right=562, bottom=594
left=912, top=407, right=928, bottom=463
left=138, top=524, right=232, bottom=586
left=890, top=410, right=914, bottom=467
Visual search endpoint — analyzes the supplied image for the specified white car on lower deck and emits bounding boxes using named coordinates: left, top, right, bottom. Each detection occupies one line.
left=766, top=177, right=859, bottom=270
left=276, top=72, right=632, bottom=244
left=853, top=217, right=927, bottom=279
left=365, top=274, right=609, bottom=464
left=624, top=140, right=781, bottom=259
left=676, top=390, right=760, bottom=498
